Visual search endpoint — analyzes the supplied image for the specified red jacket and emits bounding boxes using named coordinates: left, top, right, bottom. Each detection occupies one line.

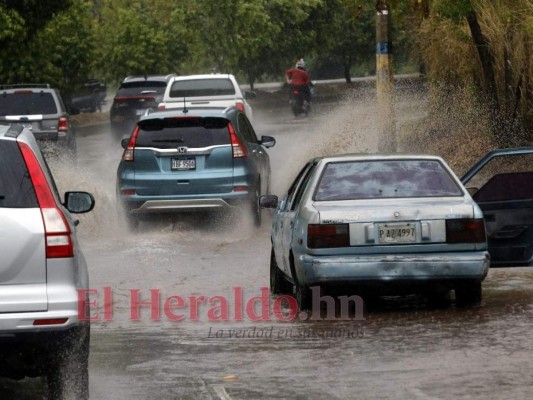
left=285, top=68, right=310, bottom=86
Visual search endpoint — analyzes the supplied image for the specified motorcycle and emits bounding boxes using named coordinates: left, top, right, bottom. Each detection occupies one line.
left=289, top=85, right=311, bottom=117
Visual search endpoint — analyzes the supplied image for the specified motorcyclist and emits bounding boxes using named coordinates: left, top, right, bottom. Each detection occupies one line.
left=285, top=59, right=312, bottom=105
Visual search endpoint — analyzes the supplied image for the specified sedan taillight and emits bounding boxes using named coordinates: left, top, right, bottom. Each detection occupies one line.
left=19, top=142, right=74, bottom=258
left=308, top=224, right=350, bottom=248
left=446, top=219, right=486, bottom=243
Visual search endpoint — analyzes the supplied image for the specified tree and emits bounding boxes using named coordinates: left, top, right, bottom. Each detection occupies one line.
left=0, top=0, right=94, bottom=99
left=312, top=1, right=375, bottom=83
left=91, top=0, right=192, bottom=83
left=189, top=0, right=322, bottom=88
left=413, top=0, right=533, bottom=144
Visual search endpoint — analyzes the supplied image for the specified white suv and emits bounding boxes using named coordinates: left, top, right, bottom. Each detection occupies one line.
left=0, top=123, right=95, bottom=399
left=158, top=74, right=255, bottom=122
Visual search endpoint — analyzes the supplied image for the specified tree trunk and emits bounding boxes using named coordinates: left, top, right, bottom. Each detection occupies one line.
left=343, top=63, right=352, bottom=83
left=247, top=71, right=255, bottom=91
left=466, top=11, right=499, bottom=112
left=466, top=11, right=508, bottom=143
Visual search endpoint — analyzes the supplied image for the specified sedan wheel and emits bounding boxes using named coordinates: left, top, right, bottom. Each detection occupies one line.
left=270, top=247, right=293, bottom=295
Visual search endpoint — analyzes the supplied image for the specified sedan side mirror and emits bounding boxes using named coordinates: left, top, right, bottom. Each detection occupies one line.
left=121, top=138, right=129, bottom=149
left=64, top=191, right=95, bottom=213
left=259, top=135, right=276, bottom=148
left=259, top=195, right=278, bottom=209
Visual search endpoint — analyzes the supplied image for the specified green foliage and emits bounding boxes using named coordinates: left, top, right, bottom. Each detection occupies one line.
left=413, top=0, right=533, bottom=142
left=431, top=0, right=474, bottom=22
left=1, top=0, right=530, bottom=139
left=92, top=0, right=191, bottom=83
left=188, top=0, right=322, bottom=87
left=1, top=0, right=73, bottom=37
left=313, top=0, right=375, bottom=80
left=0, top=0, right=94, bottom=98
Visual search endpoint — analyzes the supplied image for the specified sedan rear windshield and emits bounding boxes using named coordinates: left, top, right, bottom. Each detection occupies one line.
left=169, top=79, right=236, bottom=98
left=136, top=117, right=230, bottom=149
left=0, top=92, right=57, bottom=115
left=116, top=81, right=167, bottom=97
left=315, top=160, right=463, bottom=201
left=0, top=140, right=38, bottom=208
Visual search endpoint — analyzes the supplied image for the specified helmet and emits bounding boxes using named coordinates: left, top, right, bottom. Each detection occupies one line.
left=296, top=59, right=305, bottom=68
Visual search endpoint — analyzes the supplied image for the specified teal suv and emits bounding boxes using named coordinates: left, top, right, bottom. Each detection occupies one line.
left=116, top=106, right=275, bottom=228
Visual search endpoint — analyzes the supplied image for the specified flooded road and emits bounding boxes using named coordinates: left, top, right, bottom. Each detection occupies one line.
left=2, top=86, right=533, bottom=399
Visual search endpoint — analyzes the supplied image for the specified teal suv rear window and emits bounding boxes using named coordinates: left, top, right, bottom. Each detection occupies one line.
left=136, top=117, right=230, bottom=149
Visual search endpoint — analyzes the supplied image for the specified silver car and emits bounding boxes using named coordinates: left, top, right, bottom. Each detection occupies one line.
left=0, top=123, right=94, bottom=398
left=261, top=154, right=490, bottom=310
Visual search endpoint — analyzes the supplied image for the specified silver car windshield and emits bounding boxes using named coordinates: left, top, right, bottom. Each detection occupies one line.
left=314, top=159, right=463, bottom=201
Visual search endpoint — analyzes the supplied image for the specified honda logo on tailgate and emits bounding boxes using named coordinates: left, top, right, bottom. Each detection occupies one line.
left=177, top=146, right=188, bottom=154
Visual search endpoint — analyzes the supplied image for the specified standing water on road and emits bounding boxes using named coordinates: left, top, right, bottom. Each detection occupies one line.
left=12, top=81, right=531, bottom=399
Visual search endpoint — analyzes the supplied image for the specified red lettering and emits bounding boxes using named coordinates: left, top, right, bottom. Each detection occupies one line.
left=103, top=286, right=113, bottom=321
left=164, top=295, right=186, bottom=321
left=130, top=289, right=161, bottom=321
left=233, top=287, right=243, bottom=321
left=188, top=296, right=206, bottom=321
left=77, top=288, right=99, bottom=321
left=207, top=296, right=229, bottom=321
left=245, top=287, right=270, bottom=321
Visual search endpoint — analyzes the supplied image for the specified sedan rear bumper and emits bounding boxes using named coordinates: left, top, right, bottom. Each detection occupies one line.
left=296, top=251, right=490, bottom=286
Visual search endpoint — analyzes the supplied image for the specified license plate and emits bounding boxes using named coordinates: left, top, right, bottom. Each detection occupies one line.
left=378, top=222, right=416, bottom=244
left=171, top=157, right=196, bottom=171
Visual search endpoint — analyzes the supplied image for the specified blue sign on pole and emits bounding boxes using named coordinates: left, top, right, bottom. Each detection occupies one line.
left=376, top=42, right=392, bottom=55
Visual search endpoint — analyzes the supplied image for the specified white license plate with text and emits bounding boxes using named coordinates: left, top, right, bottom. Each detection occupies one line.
left=171, top=157, right=196, bottom=171
left=378, top=222, right=416, bottom=244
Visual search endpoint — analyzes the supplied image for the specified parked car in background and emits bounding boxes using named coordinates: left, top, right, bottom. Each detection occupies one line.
left=70, top=78, right=107, bottom=113
left=0, top=84, right=77, bottom=158
left=261, top=154, right=491, bottom=310
left=158, top=74, right=256, bottom=122
left=110, top=74, right=174, bottom=137
left=461, top=147, right=533, bottom=267
left=117, top=106, right=275, bottom=228
left=0, top=123, right=95, bottom=399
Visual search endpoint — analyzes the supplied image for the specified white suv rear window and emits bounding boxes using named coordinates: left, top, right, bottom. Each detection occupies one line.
left=169, top=79, right=236, bottom=98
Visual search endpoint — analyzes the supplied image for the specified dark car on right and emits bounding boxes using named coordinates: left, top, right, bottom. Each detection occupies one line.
left=110, top=74, right=174, bottom=137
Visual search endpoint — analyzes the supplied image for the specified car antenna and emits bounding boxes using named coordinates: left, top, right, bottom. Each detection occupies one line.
left=183, top=97, right=188, bottom=114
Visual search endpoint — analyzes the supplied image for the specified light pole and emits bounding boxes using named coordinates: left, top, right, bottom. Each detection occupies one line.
left=376, top=0, right=396, bottom=152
